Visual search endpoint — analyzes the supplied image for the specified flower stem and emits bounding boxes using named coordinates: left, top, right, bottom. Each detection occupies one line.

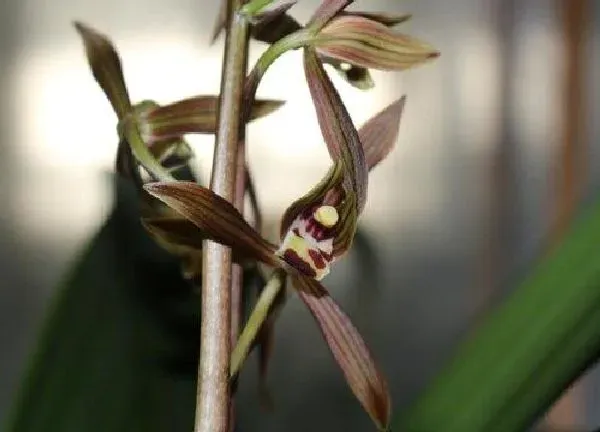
left=230, top=270, right=286, bottom=378
left=195, top=1, right=249, bottom=431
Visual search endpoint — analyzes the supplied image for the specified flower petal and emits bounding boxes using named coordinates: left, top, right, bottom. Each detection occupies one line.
left=280, top=161, right=345, bottom=238
left=141, top=96, right=285, bottom=143
left=307, top=0, right=353, bottom=32
left=250, top=1, right=300, bottom=44
left=73, top=21, right=132, bottom=118
left=142, top=215, right=206, bottom=252
left=314, top=15, right=439, bottom=71
left=293, top=275, right=391, bottom=430
left=144, top=182, right=279, bottom=266
left=342, top=11, right=412, bottom=27
left=303, top=48, right=368, bottom=213
left=321, top=56, right=375, bottom=90
left=359, top=96, right=406, bottom=170
left=209, top=0, right=228, bottom=43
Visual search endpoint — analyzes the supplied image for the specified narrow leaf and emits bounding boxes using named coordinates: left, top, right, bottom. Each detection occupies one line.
left=358, top=96, right=406, bottom=170
left=398, top=198, right=600, bottom=432
left=142, top=97, right=284, bottom=143
left=314, top=15, right=440, bottom=71
left=293, top=275, right=390, bottom=430
left=303, top=48, right=368, bottom=213
left=144, top=182, right=279, bottom=266
left=307, top=0, right=353, bottom=32
left=74, top=22, right=132, bottom=118
left=5, top=179, right=197, bottom=432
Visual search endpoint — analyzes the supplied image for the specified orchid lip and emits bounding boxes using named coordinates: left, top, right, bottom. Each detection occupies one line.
left=276, top=205, right=338, bottom=280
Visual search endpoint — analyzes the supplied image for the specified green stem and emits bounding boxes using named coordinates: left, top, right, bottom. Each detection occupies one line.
left=124, top=125, right=175, bottom=182
left=230, top=270, right=286, bottom=378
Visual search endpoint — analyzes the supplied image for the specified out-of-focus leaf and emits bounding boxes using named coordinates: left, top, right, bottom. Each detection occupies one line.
left=142, top=215, right=205, bottom=255
left=358, top=96, right=405, bottom=170
left=314, top=15, right=439, bottom=71
left=144, top=181, right=279, bottom=266
left=398, top=199, right=600, bottom=432
left=294, top=275, right=390, bottom=430
left=5, top=178, right=199, bottom=432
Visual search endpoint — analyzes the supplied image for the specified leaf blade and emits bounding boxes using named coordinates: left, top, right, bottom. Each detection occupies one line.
left=398, top=199, right=600, bottom=432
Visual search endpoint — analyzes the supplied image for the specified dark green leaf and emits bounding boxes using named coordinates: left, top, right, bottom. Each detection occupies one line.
left=6, top=179, right=198, bottom=432
left=398, top=199, right=600, bottom=432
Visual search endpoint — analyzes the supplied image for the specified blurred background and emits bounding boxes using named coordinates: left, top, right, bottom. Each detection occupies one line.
left=0, top=0, right=599, bottom=430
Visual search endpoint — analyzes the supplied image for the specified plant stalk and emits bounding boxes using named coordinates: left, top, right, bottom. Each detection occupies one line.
left=195, top=1, right=249, bottom=431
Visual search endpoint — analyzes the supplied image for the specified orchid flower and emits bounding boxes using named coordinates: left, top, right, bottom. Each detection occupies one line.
left=74, top=22, right=283, bottom=184
left=144, top=48, right=406, bottom=429
left=214, top=0, right=438, bottom=89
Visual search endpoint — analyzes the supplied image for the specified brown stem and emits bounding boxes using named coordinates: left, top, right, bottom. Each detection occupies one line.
left=195, top=0, right=249, bottom=431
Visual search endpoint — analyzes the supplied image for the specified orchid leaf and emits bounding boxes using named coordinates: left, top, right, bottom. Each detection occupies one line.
left=314, top=15, right=439, bottom=71
left=293, top=275, right=390, bottom=430
left=399, top=198, right=600, bottom=432
left=73, top=22, right=132, bottom=119
left=5, top=178, right=198, bottom=432
left=144, top=182, right=279, bottom=266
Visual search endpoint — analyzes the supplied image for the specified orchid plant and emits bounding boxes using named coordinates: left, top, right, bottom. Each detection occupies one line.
left=74, top=0, right=438, bottom=430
